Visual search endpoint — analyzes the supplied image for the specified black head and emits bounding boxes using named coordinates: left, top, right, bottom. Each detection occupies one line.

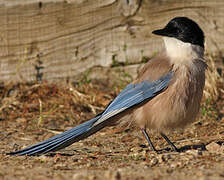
left=152, top=17, right=204, bottom=48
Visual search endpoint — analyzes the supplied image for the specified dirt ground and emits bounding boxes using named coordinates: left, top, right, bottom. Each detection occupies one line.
left=0, top=75, right=224, bottom=180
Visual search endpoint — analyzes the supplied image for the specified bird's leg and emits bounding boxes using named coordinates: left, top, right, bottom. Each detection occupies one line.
left=160, top=133, right=179, bottom=152
left=141, top=128, right=158, bottom=152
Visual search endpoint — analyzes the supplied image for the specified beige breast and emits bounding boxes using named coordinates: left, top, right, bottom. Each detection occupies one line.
left=133, top=59, right=207, bottom=132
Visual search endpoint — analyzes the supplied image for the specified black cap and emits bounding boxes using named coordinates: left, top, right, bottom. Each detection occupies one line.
left=152, top=17, right=204, bottom=48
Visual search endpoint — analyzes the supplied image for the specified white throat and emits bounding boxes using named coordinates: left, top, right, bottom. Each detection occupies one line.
left=163, top=37, right=204, bottom=65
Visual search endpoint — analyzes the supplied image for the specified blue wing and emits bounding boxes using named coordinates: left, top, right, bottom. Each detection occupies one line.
left=8, top=71, right=172, bottom=156
left=93, top=71, right=172, bottom=126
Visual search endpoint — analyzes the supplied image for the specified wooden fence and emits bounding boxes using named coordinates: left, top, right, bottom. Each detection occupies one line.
left=0, top=0, right=223, bottom=83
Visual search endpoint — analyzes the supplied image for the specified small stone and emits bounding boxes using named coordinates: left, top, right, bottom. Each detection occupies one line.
left=150, top=157, right=158, bottom=166
left=86, top=163, right=92, bottom=167
left=206, top=142, right=221, bottom=152
left=170, top=161, right=182, bottom=168
left=158, top=154, right=164, bottom=163
left=130, top=147, right=142, bottom=152
left=54, top=164, right=68, bottom=170
left=104, top=170, right=121, bottom=180
left=140, top=161, right=149, bottom=168
left=38, top=155, right=50, bottom=162
left=73, top=173, right=86, bottom=180
left=158, top=154, right=171, bottom=163
left=186, top=149, right=200, bottom=156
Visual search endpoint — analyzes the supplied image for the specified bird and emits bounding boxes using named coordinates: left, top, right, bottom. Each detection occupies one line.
left=8, top=17, right=207, bottom=156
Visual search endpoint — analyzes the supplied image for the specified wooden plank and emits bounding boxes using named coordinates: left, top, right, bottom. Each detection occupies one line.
left=0, top=0, right=223, bottom=83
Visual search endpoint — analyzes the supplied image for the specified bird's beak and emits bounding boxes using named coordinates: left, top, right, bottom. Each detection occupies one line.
left=152, top=28, right=169, bottom=36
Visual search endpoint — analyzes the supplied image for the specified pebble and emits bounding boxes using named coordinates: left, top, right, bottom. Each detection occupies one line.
left=104, top=170, right=121, bottom=180
left=73, top=173, right=86, bottom=180
left=186, top=149, right=201, bottom=156
left=170, top=161, right=183, bottom=169
left=150, top=157, right=158, bottom=166
left=73, top=173, right=96, bottom=180
left=158, top=154, right=171, bottom=163
left=206, top=142, right=221, bottom=153
left=130, top=147, right=142, bottom=152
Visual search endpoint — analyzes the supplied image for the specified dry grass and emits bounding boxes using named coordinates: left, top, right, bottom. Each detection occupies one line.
left=0, top=81, right=117, bottom=132
left=204, top=54, right=221, bottom=101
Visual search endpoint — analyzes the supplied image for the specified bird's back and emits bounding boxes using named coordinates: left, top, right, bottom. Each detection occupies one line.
left=135, top=54, right=173, bottom=83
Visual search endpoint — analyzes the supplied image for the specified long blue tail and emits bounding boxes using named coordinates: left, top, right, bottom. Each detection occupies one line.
left=8, top=115, right=106, bottom=156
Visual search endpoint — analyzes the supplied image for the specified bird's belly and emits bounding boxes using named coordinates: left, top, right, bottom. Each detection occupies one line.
left=133, top=74, right=204, bottom=132
left=133, top=94, right=200, bottom=132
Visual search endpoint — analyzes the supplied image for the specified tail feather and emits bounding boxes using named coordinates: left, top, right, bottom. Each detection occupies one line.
left=8, top=116, right=102, bottom=156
